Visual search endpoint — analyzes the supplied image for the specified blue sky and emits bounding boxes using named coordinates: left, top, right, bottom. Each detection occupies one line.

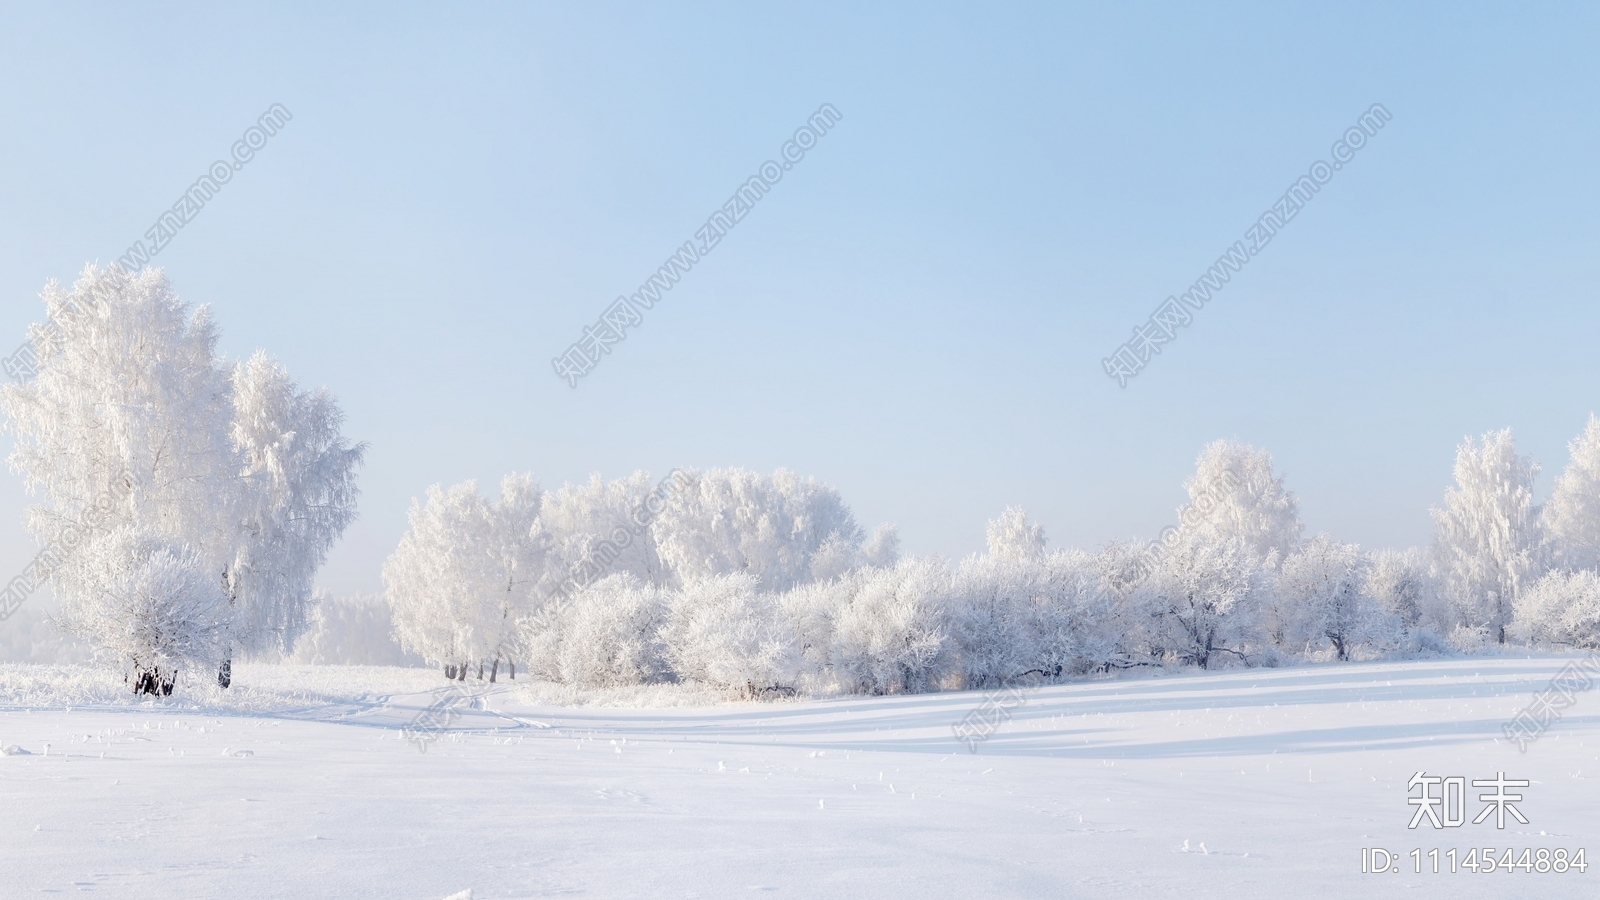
left=1, top=2, right=1597, bottom=596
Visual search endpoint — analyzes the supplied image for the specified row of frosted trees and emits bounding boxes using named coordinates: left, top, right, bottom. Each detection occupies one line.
left=381, top=468, right=899, bottom=684
left=14, top=269, right=1600, bottom=698
left=384, top=419, right=1600, bottom=696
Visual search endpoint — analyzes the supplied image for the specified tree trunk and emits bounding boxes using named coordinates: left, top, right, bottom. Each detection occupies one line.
left=456, top=663, right=467, bottom=682
left=132, top=665, right=175, bottom=697
left=445, top=664, right=456, bottom=680
left=218, top=655, right=232, bottom=689
left=477, top=661, right=485, bottom=681
left=509, top=661, right=515, bottom=680
left=489, top=659, right=499, bottom=683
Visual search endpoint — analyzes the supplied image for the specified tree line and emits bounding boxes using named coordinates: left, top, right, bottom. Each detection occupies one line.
left=8, top=265, right=1600, bottom=697
left=384, top=427, right=1600, bottom=696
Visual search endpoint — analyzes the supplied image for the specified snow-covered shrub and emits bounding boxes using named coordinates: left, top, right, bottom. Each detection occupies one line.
left=948, top=548, right=1120, bottom=687
left=947, top=555, right=1041, bottom=688
left=777, top=574, right=859, bottom=688
left=516, top=600, right=570, bottom=682
left=1275, top=536, right=1398, bottom=661
left=57, top=528, right=232, bottom=694
left=556, top=575, right=669, bottom=688
left=828, top=558, right=950, bottom=694
left=1431, top=429, right=1543, bottom=643
left=1510, top=569, right=1600, bottom=649
left=287, top=592, right=422, bottom=666
left=660, top=574, right=802, bottom=695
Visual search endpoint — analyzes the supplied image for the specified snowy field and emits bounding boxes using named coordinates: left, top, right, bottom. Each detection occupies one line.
left=3, top=657, right=1597, bottom=899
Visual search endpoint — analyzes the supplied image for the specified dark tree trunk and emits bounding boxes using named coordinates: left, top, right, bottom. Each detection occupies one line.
left=477, top=661, right=484, bottom=681
left=218, top=567, right=237, bottom=691
left=489, top=659, right=499, bottom=683
left=445, top=664, right=456, bottom=680
left=508, top=661, right=515, bottom=680
left=132, top=665, right=175, bottom=697
left=456, top=663, right=467, bottom=682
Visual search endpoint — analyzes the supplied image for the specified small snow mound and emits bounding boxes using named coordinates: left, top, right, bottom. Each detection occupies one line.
left=442, top=891, right=472, bottom=900
left=2, top=745, right=30, bottom=756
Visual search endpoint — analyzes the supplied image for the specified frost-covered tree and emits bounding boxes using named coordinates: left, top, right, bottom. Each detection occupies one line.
left=1039, top=550, right=1126, bottom=673
left=537, top=471, right=667, bottom=595
left=226, top=352, right=365, bottom=665
left=385, top=475, right=543, bottom=680
left=985, top=507, right=1047, bottom=563
left=2, top=266, right=234, bottom=575
left=1431, top=429, right=1542, bottom=643
left=1093, top=539, right=1155, bottom=599
left=1365, top=548, right=1445, bottom=634
left=659, top=573, right=801, bottom=695
left=1275, top=536, right=1395, bottom=661
left=1177, top=440, right=1301, bottom=563
left=1543, top=415, right=1600, bottom=572
left=520, top=471, right=668, bottom=674
left=1139, top=535, right=1263, bottom=669
left=0, top=266, right=362, bottom=691
left=861, top=524, right=902, bottom=569
left=1510, top=569, right=1600, bottom=649
left=651, top=468, right=869, bottom=591
left=810, top=523, right=902, bottom=582
left=482, top=474, right=545, bottom=679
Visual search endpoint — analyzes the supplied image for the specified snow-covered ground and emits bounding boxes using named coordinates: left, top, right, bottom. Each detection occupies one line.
left=2, top=657, right=1596, bottom=899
